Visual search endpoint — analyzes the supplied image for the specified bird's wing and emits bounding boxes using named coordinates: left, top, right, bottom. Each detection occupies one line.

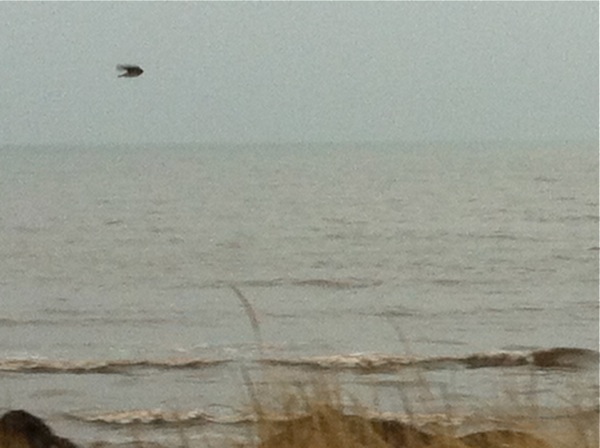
left=117, top=64, right=140, bottom=71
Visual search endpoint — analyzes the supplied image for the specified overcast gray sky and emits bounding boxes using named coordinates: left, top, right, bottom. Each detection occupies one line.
left=0, top=2, right=597, bottom=145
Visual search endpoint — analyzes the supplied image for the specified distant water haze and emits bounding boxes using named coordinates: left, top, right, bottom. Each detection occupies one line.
left=0, top=142, right=597, bottom=445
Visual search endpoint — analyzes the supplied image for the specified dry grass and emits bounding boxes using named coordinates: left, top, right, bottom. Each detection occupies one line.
left=239, top=377, right=599, bottom=448
left=228, top=287, right=598, bottom=448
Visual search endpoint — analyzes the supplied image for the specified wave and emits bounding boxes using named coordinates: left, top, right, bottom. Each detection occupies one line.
left=69, top=408, right=461, bottom=428
left=69, top=406, right=464, bottom=427
left=198, top=277, right=384, bottom=290
left=2, top=348, right=595, bottom=376
left=0, top=316, right=178, bottom=327
left=70, top=409, right=255, bottom=426
left=0, top=357, right=230, bottom=374
left=0, top=317, right=67, bottom=326
left=290, top=278, right=383, bottom=289
left=261, top=347, right=599, bottom=372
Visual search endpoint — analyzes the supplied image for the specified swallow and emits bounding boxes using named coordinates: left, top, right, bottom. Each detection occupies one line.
left=117, top=64, right=144, bottom=78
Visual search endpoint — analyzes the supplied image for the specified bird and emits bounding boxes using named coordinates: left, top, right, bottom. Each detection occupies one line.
left=117, top=64, right=143, bottom=78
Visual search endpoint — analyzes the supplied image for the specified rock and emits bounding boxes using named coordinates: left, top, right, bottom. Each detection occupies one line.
left=0, top=410, right=78, bottom=448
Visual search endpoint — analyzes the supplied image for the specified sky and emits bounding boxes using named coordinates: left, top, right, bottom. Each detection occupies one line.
left=0, top=2, right=597, bottom=145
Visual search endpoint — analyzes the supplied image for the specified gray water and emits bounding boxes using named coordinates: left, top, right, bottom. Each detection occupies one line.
left=0, top=141, right=597, bottom=446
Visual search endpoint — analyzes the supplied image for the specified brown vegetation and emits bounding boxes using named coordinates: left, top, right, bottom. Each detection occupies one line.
left=256, top=403, right=467, bottom=448
left=460, top=430, right=550, bottom=448
left=252, top=402, right=560, bottom=448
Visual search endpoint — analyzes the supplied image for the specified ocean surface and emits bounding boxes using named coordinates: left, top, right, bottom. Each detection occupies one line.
left=0, top=141, right=597, bottom=446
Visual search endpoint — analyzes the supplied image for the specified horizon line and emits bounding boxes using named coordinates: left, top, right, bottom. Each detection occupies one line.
left=1, top=137, right=597, bottom=150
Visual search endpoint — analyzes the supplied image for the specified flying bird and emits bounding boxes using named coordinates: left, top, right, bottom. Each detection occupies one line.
left=117, top=64, right=143, bottom=78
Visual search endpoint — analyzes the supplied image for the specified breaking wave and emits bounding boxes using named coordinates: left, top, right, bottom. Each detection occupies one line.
left=70, top=409, right=251, bottom=426
left=1, top=348, right=595, bottom=376
left=69, top=407, right=464, bottom=427
left=261, top=347, right=599, bottom=372
left=69, top=407, right=279, bottom=426
left=0, top=357, right=230, bottom=374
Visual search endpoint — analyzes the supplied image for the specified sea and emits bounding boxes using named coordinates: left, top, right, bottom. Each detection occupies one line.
left=0, top=141, right=597, bottom=447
